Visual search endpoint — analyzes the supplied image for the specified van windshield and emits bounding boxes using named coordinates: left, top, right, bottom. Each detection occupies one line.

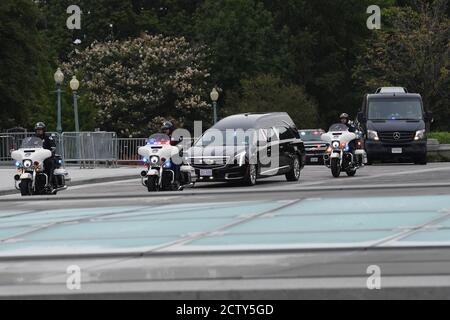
left=368, top=98, right=423, bottom=120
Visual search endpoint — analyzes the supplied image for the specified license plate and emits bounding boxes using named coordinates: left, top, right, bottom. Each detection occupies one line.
left=200, top=169, right=213, bottom=177
left=310, top=157, right=319, bottom=162
left=392, top=148, right=403, bottom=154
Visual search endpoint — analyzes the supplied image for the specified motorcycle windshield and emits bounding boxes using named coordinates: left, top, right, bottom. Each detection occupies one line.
left=20, top=137, right=43, bottom=148
left=147, top=134, right=171, bottom=146
left=328, top=123, right=349, bottom=132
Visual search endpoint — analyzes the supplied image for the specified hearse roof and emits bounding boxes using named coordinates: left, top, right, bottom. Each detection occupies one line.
left=213, top=113, right=295, bottom=130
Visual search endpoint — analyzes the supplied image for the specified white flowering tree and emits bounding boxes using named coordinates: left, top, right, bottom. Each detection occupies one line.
left=64, top=34, right=211, bottom=137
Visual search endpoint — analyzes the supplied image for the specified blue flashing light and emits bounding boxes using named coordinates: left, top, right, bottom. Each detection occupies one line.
left=163, top=160, right=172, bottom=168
left=143, top=158, right=149, bottom=163
left=345, top=144, right=350, bottom=152
left=15, top=161, right=21, bottom=168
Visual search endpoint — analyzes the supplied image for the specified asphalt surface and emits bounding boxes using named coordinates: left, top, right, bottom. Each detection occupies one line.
left=1, top=162, right=450, bottom=299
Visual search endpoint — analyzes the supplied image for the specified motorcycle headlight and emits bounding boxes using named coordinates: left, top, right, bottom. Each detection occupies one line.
left=332, top=141, right=340, bottom=149
left=150, top=156, right=159, bottom=165
left=234, top=152, right=246, bottom=167
left=367, top=130, right=379, bottom=141
left=23, top=160, right=32, bottom=168
left=414, top=129, right=426, bottom=141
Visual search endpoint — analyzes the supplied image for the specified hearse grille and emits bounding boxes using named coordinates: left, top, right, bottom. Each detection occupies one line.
left=189, top=157, right=230, bottom=169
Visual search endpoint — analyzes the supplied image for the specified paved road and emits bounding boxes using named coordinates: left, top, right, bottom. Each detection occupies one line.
left=2, top=162, right=447, bottom=198
left=1, top=163, right=450, bottom=299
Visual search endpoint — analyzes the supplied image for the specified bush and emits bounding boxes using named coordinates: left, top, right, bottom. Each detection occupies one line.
left=63, top=34, right=212, bottom=137
left=429, top=132, right=450, bottom=144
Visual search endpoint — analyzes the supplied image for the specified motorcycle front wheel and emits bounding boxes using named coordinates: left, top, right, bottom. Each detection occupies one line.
left=330, top=158, right=341, bottom=178
left=19, top=179, right=33, bottom=196
left=147, top=176, right=158, bottom=192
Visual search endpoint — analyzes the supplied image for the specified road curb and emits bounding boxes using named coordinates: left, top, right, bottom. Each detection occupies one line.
left=0, top=174, right=137, bottom=196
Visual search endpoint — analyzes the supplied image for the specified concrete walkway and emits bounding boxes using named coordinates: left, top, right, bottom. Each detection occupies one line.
left=0, top=166, right=140, bottom=195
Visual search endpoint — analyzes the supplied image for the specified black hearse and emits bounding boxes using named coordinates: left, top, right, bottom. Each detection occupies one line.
left=186, top=113, right=306, bottom=186
left=357, top=87, right=432, bottom=165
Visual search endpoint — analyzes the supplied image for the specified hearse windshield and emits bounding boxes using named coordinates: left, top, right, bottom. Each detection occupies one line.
left=195, top=129, right=253, bottom=147
left=368, top=98, right=423, bottom=120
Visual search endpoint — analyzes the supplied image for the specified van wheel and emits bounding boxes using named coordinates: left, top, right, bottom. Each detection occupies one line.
left=20, top=180, right=33, bottom=196
left=243, top=164, right=257, bottom=186
left=286, top=157, right=301, bottom=181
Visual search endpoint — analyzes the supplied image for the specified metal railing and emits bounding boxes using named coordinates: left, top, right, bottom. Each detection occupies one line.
left=61, top=132, right=117, bottom=168
left=1, top=132, right=195, bottom=167
left=116, top=138, right=147, bottom=165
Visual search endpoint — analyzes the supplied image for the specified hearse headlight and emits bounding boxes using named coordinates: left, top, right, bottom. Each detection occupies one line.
left=23, top=160, right=32, bottom=168
left=414, top=129, right=426, bottom=141
left=367, top=130, right=379, bottom=141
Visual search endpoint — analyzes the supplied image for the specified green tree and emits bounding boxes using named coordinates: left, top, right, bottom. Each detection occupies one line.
left=262, top=0, right=396, bottom=125
left=225, top=74, right=319, bottom=129
left=353, top=0, right=450, bottom=130
left=194, top=0, right=278, bottom=89
left=0, top=0, right=52, bottom=130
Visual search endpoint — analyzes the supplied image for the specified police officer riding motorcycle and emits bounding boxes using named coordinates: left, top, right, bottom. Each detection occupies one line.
left=138, top=121, right=196, bottom=192
left=340, top=113, right=358, bottom=154
left=11, top=122, right=70, bottom=195
left=34, top=122, right=57, bottom=188
left=161, top=121, right=182, bottom=185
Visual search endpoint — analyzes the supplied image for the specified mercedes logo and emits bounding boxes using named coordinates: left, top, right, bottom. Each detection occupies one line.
left=393, top=132, right=401, bottom=140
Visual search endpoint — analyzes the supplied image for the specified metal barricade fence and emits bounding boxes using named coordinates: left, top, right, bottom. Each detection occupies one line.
left=1, top=132, right=196, bottom=167
left=116, top=138, right=147, bottom=165
left=61, top=132, right=117, bottom=167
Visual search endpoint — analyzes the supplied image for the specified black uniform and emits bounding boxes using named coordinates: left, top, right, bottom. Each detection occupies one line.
left=344, top=122, right=357, bottom=155
left=37, top=134, right=56, bottom=185
left=346, top=122, right=357, bottom=133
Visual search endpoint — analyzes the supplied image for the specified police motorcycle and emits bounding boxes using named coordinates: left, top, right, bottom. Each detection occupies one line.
left=321, top=123, right=367, bottom=177
left=138, top=134, right=196, bottom=192
left=11, top=137, right=70, bottom=196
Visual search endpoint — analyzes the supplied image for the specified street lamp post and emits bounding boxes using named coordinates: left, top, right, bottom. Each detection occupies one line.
left=210, top=87, right=219, bottom=124
left=54, top=68, right=64, bottom=134
left=70, top=76, right=80, bottom=133
left=70, top=76, right=81, bottom=163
